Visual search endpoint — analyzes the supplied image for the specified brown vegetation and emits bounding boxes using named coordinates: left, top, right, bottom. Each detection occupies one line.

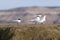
left=0, top=24, right=60, bottom=40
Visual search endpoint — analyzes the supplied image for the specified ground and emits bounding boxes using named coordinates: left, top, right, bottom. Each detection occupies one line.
left=0, top=24, right=60, bottom=40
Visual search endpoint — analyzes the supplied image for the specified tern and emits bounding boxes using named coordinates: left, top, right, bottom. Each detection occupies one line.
left=12, top=19, right=21, bottom=24
left=29, top=15, right=46, bottom=24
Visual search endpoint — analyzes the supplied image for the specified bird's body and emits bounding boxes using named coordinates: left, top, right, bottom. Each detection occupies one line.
left=13, top=20, right=21, bottom=23
left=30, top=17, right=40, bottom=21
left=34, top=16, right=40, bottom=21
left=12, top=19, right=21, bottom=24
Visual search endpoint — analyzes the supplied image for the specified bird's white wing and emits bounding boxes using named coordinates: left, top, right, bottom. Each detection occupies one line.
left=39, top=16, right=46, bottom=23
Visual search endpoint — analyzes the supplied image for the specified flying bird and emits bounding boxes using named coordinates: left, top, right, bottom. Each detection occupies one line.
left=29, top=15, right=46, bottom=24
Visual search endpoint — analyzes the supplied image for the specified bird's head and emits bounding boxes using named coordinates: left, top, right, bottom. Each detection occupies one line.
left=37, top=15, right=42, bottom=17
left=18, top=18, right=21, bottom=20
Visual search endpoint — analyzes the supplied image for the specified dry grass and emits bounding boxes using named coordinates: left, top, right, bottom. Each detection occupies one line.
left=0, top=24, right=60, bottom=40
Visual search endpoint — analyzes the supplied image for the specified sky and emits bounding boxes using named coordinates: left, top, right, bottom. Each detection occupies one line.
left=0, top=0, right=60, bottom=10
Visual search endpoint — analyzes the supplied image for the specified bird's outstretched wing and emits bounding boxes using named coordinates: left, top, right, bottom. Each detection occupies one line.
left=39, top=16, right=46, bottom=23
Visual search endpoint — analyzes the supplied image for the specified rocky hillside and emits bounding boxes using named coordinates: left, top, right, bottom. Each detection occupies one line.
left=0, top=6, right=60, bottom=24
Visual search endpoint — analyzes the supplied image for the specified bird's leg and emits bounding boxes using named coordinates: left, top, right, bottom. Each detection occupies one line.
left=17, top=22, right=20, bottom=25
